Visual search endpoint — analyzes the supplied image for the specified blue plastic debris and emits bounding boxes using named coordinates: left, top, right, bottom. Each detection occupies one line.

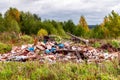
left=45, top=49, right=51, bottom=54
left=50, top=47, right=56, bottom=52
left=58, top=43, right=64, bottom=48
left=28, top=47, right=34, bottom=52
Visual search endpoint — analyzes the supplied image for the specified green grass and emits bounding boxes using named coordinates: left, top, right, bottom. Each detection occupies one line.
left=92, top=42, right=101, bottom=48
left=0, top=42, right=12, bottom=54
left=0, top=60, right=120, bottom=80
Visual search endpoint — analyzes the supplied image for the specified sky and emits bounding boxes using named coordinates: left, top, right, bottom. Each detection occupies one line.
left=0, top=0, right=120, bottom=25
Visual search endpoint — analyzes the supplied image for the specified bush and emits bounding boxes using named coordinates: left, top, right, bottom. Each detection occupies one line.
left=49, top=35, right=61, bottom=43
left=0, top=42, right=12, bottom=54
left=20, top=35, right=33, bottom=44
left=37, top=29, right=48, bottom=38
left=92, top=42, right=101, bottom=48
left=0, top=32, right=20, bottom=44
left=0, top=32, right=12, bottom=42
left=110, top=40, right=120, bottom=48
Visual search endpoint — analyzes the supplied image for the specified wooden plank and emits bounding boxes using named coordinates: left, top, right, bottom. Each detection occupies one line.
left=66, top=32, right=89, bottom=45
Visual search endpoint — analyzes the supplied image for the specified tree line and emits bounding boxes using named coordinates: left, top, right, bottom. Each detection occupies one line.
left=0, top=8, right=120, bottom=39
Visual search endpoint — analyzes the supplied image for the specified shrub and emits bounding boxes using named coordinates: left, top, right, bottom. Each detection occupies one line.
left=92, top=42, right=101, bottom=48
left=0, top=32, right=12, bottom=42
left=20, top=35, right=33, bottom=44
left=110, top=40, right=120, bottom=48
left=49, top=35, right=61, bottom=43
left=0, top=32, right=20, bottom=44
left=37, top=29, right=48, bottom=38
left=0, top=42, right=12, bottom=54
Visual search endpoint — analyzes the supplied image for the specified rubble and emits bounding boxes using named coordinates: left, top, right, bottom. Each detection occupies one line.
left=100, top=43, right=118, bottom=52
left=0, top=39, right=119, bottom=64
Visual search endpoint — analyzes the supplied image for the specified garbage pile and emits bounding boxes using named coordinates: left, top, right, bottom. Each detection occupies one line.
left=100, top=43, right=118, bottom=52
left=0, top=40, right=118, bottom=63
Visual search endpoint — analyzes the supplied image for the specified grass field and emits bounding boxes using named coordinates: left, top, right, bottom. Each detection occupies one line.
left=0, top=60, right=120, bottom=80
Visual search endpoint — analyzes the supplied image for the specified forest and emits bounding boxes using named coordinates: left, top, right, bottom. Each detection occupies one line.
left=0, top=8, right=120, bottom=40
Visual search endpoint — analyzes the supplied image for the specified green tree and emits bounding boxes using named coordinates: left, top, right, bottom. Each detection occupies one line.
left=99, top=10, right=120, bottom=38
left=3, top=8, right=21, bottom=33
left=42, top=20, right=58, bottom=35
left=63, top=20, right=76, bottom=34
left=51, top=20, right=67, bottom=36
left=91, top=25, right=110, bottom=39
left=74, top=25, right=86, bottom=37
left=4, top=16, right=20, bottom=33
left=106, top=10, right=120, bottom=38
left=5, top=7, right=20, bottom=22
left=0, top=13, right=5, bottom=32
left=20, top=12, right=41, bottom=34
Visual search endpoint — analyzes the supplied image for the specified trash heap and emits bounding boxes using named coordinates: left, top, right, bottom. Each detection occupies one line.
left=100, top=43, right=118, bottom=52
left=0, top=40, right=118, bottom=63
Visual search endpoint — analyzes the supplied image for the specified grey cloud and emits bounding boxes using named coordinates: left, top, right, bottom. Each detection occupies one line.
left=0, top=0, right=120, bottom=24
left=40, top=10, right=105, bottom=24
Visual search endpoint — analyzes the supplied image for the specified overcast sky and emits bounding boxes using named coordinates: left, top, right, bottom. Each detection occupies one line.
left=0, top=0, right=120, bottom=25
